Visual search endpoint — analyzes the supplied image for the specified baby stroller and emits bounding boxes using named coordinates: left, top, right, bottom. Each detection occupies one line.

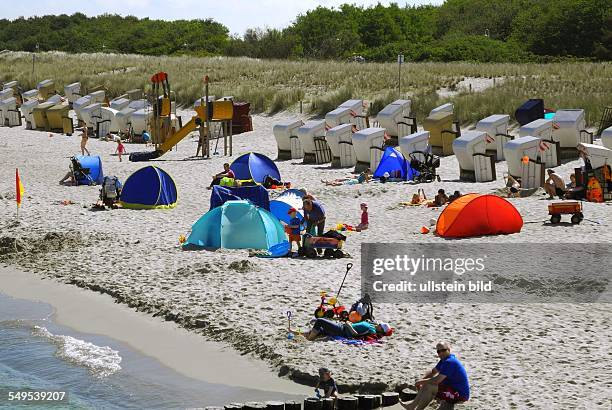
left=409, top=151, right=441, bottom=183
left=70, top=157, right=95, bottom=185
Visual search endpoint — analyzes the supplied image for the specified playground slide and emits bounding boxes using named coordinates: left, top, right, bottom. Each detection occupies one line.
left=129, top=116, right=199, bottom=162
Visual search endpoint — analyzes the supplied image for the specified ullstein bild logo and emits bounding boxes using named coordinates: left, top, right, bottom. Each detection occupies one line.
left=361, top=243, right=612, bottom=304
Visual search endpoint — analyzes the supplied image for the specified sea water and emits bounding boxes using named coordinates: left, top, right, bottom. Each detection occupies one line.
left=0, top=292, right=302, bottom=409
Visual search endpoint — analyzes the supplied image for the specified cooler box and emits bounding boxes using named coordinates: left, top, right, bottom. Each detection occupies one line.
left=46, top=104, right=70, bottom=131
left=376, top=99, right=412, bottom=137
left=273, top=118, right=304, bottom=160
left=352, top=127, right=386, bottom=173
left=32, top=101, right=56, bottom=130
left=515, top=99, right=544, bottom=126
left=476, top=114, right=511, bottom=161
left=423, top=111, right=454, bottom=156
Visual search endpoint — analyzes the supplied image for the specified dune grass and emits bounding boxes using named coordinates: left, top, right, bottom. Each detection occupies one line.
left=1, top=52, right=610, bottom=125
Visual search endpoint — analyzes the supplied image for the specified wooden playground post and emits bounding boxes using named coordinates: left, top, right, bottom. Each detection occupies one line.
left=205, top=75, right=211, bottom=158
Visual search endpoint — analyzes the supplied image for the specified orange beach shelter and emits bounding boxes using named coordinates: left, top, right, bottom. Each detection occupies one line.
left=436, top=194, right=523, bottom=238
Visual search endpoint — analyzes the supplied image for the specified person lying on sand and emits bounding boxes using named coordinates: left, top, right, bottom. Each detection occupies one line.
left=400, top=342, right=470, bottom=410
left=292, top=317, right=392, bottom=341
left=543, top=169, right=566, bottom=200
left=426, top=189, right=449, bottom=207
left=321, top=169, right=371, bottom=186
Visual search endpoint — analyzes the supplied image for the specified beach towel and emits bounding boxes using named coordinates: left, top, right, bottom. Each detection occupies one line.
left=329, top=335, right=383, bottom=346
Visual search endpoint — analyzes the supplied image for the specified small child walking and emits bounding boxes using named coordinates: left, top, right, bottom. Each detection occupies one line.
left=355, top=203, right=368, bottom=232
left=115, top=138, right=126, bottom=162
left=286, top=208, right=303, bottom=253
left=315, top=368, right=338, bottom=398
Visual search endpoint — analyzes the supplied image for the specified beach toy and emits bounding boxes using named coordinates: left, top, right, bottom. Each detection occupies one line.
left=420, top=226, right=430, bottom=234
left=522, top=155, right=530, bottom=164
left=287, top=332, right=294, bottom=340
left=178, top=234, right=186, bottom=244
left=349, top=310, right=362, bottom=323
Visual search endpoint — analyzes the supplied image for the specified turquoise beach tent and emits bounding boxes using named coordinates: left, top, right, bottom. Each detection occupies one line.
left=183, top=200, right=286, bottom=250
left=119, top=166, right=177, bottom=209
left=230, top=152, right=281, bottom=184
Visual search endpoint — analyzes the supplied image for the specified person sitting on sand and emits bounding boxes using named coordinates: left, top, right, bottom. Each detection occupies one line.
left=399, top=342, right=470, bottom=410
left=504, top=173, right=521, bottom=198
left=316, top=368, right=338, bottom=398
left=207, top=163, right=235, bottom=189
left=293, top=317, right=392, bottom=341
left=543, top=169, right=566, bottom=200
left=434, top=189, right=449, bottom=206
left=59, top=166, right=76, bottom=186
left=410, top=189, right=427, bottom=205
left=355, top=203, right=369, bottom=232
left=448, top=190, right=462, bottom=203
left=359, top=168, right=372, bottom=183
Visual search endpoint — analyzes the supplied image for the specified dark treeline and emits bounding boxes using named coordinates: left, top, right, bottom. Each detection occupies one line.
left=1, top=0, right=611, bottom=62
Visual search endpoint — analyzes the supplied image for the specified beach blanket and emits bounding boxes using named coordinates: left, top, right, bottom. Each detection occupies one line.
left=329, top=335, right=383, bottom=346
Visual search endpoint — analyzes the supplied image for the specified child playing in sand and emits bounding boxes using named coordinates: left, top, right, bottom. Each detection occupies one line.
left=286, top=208, right=303, bottom=253
left=115, top=138, right=126, bottom=162
left=356, top=203, right=369, bottom=232
left=316, top=368, right=338, bottom=398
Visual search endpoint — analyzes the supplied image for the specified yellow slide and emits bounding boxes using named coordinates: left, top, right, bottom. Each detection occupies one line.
left=158, top=116, right=198, bottom=155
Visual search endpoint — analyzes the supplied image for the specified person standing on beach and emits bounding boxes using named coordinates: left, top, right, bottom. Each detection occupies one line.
left=80, top=128, right=90, bottom=156
left=399, top=342, right=470, bottom=410
left=302, top=199, right=326, bottom=236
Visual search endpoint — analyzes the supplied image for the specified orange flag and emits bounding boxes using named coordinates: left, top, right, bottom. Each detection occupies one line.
left=16, top=168, right=24, bottom=207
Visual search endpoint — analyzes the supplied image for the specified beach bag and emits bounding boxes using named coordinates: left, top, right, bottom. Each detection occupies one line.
left=586, top=177, right=603, bottom=203
left=349, top=294, right=374, bottom=321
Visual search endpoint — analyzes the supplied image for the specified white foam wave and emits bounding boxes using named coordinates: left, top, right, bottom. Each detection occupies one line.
left=32, top=326, right=122, bottom=378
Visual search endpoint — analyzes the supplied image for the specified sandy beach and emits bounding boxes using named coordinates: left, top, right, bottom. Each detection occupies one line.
left=1, top=110, right=611, bottom=409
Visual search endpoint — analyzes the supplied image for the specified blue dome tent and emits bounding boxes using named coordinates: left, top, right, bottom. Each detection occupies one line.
left=270, top=189, right=304, bottom=224
left=119, top=166, right=177, bottom=209
left=230, top=152, right=281, bottom=184
left=209, top=185, right=270, bottom=211
left=74, top=155, right=104, bottom=185
left=183, top=200, right=286, bottom=250
left=373, top=147, right=416, bottom=180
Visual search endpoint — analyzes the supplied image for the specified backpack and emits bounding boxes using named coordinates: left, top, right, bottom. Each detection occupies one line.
left=102, top=176, right=121, bottom=200
left=349, top=294, right=374, bottom=321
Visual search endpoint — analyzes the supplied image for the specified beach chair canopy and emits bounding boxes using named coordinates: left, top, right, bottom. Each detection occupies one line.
left=436, top=194, right=523, bottom=238
left=119, top=166, right=177, bottom=209
left=184, top=200, right=286, bottom=250
left=230, top=152, right=281, bottom=184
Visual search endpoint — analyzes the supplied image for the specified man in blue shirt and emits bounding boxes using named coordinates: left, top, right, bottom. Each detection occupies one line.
left=400, top=342, right=470, bottom=410
left=302, top=199, right=326, bottom=236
